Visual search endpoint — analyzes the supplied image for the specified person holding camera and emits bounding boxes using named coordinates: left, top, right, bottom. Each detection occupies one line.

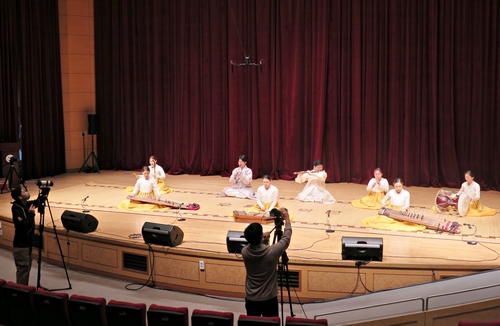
left=242, top=207, right=292, bottom=317
left=11, top=187, right=37, bottom=285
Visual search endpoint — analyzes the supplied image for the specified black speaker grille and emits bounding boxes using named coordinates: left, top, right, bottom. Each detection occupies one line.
left=123, top=252, right=148, bottom=272
left=277, top=270, right=300, bottom=289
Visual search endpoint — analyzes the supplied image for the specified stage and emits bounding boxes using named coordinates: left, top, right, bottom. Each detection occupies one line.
left=1, top=171, right=499, bottom=301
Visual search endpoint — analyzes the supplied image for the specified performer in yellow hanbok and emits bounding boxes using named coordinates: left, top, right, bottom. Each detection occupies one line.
left=247, top=175, right=280, bottom=213
left=118, top=166, right=169, bottom=211
left=351, top=168, right=389, bottom=209
left=126, top=155, right=173, bottom=195
left=362, top=178, right=424, bottom=231
left=454, top=170, right=497, bottom=217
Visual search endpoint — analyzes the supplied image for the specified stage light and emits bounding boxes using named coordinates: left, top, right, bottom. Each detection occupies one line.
left=341, top=236, right=383, bottom=262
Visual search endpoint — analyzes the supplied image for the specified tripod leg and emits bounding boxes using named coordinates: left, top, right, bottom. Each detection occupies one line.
left=1, top=167, right=11, bottom=193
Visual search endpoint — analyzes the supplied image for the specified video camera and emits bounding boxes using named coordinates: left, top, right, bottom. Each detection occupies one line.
left=269, top=208, right=284, bottom=227
left=36, top=180, right=54, bottom=187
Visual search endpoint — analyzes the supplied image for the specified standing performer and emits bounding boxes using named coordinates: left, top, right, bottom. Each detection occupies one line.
left=148, top=155, right=173, bottom=194
left=242, top=207, right=292, bottom=317
left=352, top=168, right=389, bottom=209
left=454, top=170, right=497, bottom=216
left=381, top=178, right=410, bottom=212
left=11, top=187, right=37, bottom=285
left=294, top=160, right=335, bottom=204
left=220, top=155, right=256, bottom=199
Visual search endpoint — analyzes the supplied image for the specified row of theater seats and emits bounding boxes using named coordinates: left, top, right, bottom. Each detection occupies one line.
left=0, top=279, right=329, bottom=326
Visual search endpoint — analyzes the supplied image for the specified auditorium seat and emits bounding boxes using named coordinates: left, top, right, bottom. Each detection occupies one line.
left=0, top=279, right=13, bottom=326
left=33, top=288, right=72, bottom=326
left=285, top=316, right=329, bottom=326
left=105, top=299, right=147, bottom=326
left=68, top=293, right=108, bottom=326
left=191, top=309, right=234, bottom=326
left=2, top=281, right=39, bottom=325
left=238, top=314, right=281, bottom=326
left=458, top=321, right=500, bottom=326
left=147, top=304, right=189, bottom=326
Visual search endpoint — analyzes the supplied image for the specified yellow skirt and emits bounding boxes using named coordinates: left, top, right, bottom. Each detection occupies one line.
left=117, top=191, right=171, bottom=211
left=361, top=206, right=425, bottom=231
left=351, top=192, right=385, bottom=210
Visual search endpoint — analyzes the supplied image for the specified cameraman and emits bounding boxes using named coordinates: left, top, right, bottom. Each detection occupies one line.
left=242, top=207, right=292, bottom=317
left=11, top=187, right=37, bottom=285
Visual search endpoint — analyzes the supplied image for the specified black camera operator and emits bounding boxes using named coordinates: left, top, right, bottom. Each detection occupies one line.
left=10, top=187, right=39, bottom=285
left=242, top=207, right=292, bottom=317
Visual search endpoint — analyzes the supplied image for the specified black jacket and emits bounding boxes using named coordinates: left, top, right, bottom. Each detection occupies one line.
left=11, top=199, right=36, bottom=248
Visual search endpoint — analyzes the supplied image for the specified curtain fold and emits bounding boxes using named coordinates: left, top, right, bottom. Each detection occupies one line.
left=94, top=0, right=500, bottom=190
left=0, top=0, right=65, bottom=179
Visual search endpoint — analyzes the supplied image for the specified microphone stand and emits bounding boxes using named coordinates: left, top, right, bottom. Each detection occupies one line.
left=326, top=210, right=335, bottom=233
left=177, top=203, right=185, bottom=221
left=81, top=196, right=90, bottom=213
left=464, top=223, right=477, bottom=245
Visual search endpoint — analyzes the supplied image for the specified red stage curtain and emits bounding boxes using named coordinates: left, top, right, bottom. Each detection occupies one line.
left=94, top=0, right=500, bottom=189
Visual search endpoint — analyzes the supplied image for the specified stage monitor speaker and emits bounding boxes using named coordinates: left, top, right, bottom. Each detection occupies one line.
left=226, top=230, right=249, bottom=253
left=61, top=210, right=99, bottom=233
left=88, top=114, right=100, bottom=135
left=341, top=236, right=383, bottom=262
left=141, top=222, right=184, bottom=247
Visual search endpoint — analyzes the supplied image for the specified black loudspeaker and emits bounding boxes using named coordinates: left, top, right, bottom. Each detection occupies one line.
left=61, top=210, right=99, bottom=233
left=226, top=230, right=249, bottom=253
left=341, top=236, right=383, bottom=262
left=141, top=222, right=184, bottom=247
left=88, top=114, right=100, bottom=135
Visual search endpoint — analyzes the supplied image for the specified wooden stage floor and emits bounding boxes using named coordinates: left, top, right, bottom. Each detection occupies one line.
left=1, top=171, right=500, bottom=299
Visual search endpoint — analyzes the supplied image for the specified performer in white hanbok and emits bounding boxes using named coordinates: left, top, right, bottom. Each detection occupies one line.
left=381, top=178, right=410, bottom=212
left=454, top=170, right=496, bottom=216
left=118, top=167, right=165, bottom=211
left=248, top=175, right=280, bottom=212
left=148, top=155, right=173, bottom=194
left=221, top=155, right=256, bottom=199
left=294, top=160, right=335, bottom=204
left=352, top=168, right=389, bottom=209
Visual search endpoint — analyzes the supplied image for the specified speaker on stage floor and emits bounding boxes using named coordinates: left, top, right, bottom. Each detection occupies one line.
left=88, top=114, right=100, bottom=135
left=141, top=222, right=184, bottom=247
left=341, top=236, right=383, bottom=262
left=61, top=210, right=99, bottom=233
left=226, top=230, right=249, bottom=253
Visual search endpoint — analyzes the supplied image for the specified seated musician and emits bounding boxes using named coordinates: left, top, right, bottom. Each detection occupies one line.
left=454, top=170, right=497, bottom=217
left=381, top=178, right=410, bottom=212
left=294, top=160, right=335, bottom=204
left=126, top=155, right=173, bottom=195
left=352, top=168, right=389, bottom=209
left=220, top=155, right=256, bottom=199
left=247, top=175, right=280, bottom=213
left=147, top=155, right=173, bottom=194
left=118, top=166, right=165, bottom=211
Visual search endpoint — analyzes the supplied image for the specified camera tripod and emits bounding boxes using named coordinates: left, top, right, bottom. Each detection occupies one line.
left=35, top=186, right=72, bottom=291
left=271, top=218, right=295, bottom=320
left=1, top=158, right=27, bottom=194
